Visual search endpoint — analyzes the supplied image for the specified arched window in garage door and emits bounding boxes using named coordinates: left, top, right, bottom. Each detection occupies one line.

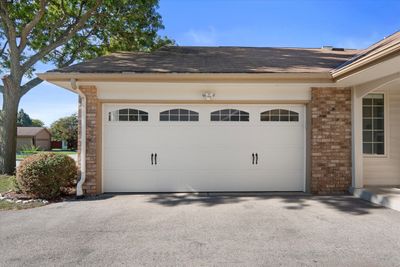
left=160, top=109, right=199, bottom=121
left=260, top=109, right=299, bottom=122
left=108, top=109, right=148, bottom=121
left=210, top=109, right=249, bottom=121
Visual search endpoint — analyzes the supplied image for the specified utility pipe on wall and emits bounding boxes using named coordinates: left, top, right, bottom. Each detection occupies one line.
left=71, top=78, right=86, bottom=197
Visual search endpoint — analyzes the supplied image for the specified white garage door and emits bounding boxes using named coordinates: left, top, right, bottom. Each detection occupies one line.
left=102, top=104, right=306, bottom=192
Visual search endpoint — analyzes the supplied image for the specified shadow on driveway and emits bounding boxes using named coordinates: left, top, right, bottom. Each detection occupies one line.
left=144, top=193, right=382, bottom=215
left=67, top=192, right=383, bottom=216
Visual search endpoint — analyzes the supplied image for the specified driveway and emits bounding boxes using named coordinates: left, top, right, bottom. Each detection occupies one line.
left=1, top=194, right=400, bottom=266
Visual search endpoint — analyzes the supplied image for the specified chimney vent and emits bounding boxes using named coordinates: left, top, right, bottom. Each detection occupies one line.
left=321, top=46, right=333, bottom=50
left=321, top=46, right=345, bottom=51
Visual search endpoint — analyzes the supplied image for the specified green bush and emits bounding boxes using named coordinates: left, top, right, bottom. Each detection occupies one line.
left=16, top=153, right=77, bottom=199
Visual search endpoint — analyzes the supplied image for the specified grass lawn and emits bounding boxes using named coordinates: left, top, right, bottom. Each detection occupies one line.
left=0, top=199, right=44, bottom=210
left=0, top=175, right=17, bottom=192
left=0, top=175, right=44, bottom=211
left=16, top=149, right=77, bottom=160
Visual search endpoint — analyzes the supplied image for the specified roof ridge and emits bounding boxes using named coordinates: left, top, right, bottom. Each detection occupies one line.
left=161, top=45, right=358, bottom=50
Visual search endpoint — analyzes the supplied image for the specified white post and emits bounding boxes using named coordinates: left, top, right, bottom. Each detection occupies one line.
left=352, top=87, right=363, bottom=188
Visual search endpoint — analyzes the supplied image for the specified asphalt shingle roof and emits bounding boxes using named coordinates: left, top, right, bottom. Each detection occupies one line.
left=17, top=127, right=47, bottom=137
left=51, top=46, right=359, bottom=74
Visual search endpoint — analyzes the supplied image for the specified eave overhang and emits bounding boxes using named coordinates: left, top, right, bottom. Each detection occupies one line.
left=37, top=72, right=334, bottom=84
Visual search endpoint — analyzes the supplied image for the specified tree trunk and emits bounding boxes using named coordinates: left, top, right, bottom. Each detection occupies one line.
left=0, top=77, right=20, bottom=175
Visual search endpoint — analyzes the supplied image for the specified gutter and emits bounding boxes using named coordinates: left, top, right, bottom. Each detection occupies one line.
left=37, top=72, right=334, bottom=84
left=70, top=78, right=86, bottom=197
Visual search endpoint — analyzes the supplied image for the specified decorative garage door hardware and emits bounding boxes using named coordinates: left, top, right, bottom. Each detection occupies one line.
left=252, top=153, right=259, bottom=165
left=151, top=153, right=158, bottom=165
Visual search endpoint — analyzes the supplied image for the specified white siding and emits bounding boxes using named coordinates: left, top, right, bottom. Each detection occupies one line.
left=364, top=84, right=400, bottom=185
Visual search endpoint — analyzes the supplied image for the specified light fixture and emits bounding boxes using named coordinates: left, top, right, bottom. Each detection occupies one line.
left=202, top=92, right=215, bottom=100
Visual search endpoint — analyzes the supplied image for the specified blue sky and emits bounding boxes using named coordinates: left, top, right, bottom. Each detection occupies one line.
left=1, top=0, right=400, bottom=126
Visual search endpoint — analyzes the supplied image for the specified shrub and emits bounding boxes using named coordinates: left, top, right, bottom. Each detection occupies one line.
left=16, top=153, right=77, bottom=199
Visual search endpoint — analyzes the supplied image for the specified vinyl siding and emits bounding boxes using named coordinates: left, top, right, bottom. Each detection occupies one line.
left=16, top=137, right=33, bottom=151
left=364, top=85, right=400, bottom=185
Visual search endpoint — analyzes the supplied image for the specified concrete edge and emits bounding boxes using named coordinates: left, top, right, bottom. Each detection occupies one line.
left=350, top=187, right=399, bottom=211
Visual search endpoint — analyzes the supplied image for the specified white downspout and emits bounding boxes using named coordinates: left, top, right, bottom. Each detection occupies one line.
left=71, top=78, right=86, bottom=197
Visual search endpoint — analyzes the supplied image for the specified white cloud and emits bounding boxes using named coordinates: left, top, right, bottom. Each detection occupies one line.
left=181, top=26, right=218, bottom=46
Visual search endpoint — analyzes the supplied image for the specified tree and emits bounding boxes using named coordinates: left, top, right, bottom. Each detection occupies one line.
left=0, top=0, right=172, bottom=174
left=50, top=114, right=78, bottom=150
left=16, top=109, right=32, bottom=126
left=16, top=109, right=44, bottom=127
left=31, top=119, right=44, bottom=127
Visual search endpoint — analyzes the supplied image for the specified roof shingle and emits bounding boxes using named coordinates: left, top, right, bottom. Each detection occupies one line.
left=51, top=46, right=359, bottom=74
left=17, top=127, right=48, bottom=137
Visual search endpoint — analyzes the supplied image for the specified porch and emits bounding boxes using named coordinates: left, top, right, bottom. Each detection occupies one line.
left=350, top=70, right=400, bottom=210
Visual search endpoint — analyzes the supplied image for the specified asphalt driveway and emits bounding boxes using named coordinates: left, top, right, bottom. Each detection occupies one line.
left=1, top=194, right=400, bottom=266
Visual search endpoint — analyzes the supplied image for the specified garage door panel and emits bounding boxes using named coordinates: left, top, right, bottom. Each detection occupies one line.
left=156, top=147, right=253, bottom=170
left=103, top=169, right=304, bottom=192
left=103, top=104, right=306, bottom=192
left=256, top=148, right=304, bottom=170
left=103, top=148, right=154, bottom=170
left=103, top=126, right=160, bottom=148
left=252, top=128, right=304, bottom=146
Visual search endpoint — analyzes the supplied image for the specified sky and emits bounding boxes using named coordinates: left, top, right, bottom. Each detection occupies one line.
left=1, top=0, right=400, bottom=126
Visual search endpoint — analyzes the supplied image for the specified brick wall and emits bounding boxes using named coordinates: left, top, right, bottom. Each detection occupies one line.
left=77, top=86, right=98, bottom=194
left=310, top=87, right=352, bottom=194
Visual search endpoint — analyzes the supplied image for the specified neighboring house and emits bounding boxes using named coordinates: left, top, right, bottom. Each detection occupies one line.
left=38, top=31, right=400, bottom=196
left=51, top=140, right=69, bottom=150
left=17, top=127, right=51, bottom=151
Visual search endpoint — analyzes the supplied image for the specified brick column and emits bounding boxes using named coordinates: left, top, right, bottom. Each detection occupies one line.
left=310, top=87, right=352, bottom=194
left=78, top=86, right=99, bottom=194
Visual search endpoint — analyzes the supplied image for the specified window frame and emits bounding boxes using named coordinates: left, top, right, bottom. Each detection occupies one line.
left=210, top=109, right=250, bottom=122
left=159, top=108, right=199, bottom=122
left=108, top=108, right=149, bottom=122
left=362, top=92, right=389, bottom=158
left=260, top=109, right=299, bottom=122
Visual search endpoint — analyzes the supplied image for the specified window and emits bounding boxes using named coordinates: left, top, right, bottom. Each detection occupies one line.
left=160, top=109, right=199, bottom=121
left=260, top=109, right=299, bottom=122
left=108, top=109, right=148, bottom=121
left=363, top=93, right=384, bottom=155
left=210, top=109, right=249, bottom=121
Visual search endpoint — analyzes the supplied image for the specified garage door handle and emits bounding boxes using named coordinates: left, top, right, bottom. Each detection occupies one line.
left=252, top=153, right=255, bottom=165
left=255, top=153, right=258, bottom=165
left=154, top=153, right=157, bottom=165
left=151, top=153, right=154, bottom=165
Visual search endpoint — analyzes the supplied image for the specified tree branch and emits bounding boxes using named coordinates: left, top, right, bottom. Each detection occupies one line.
left=0, top=1, right=19, bottom=60
left=20, top=77, right=43, bottom=96
left=22, top=0, right=102, bottom=73
left=0, top=40, right=8, bottom=58
left=18, top=0, right=47, bottom=52
left=0, top=84, right=3, bottom=94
